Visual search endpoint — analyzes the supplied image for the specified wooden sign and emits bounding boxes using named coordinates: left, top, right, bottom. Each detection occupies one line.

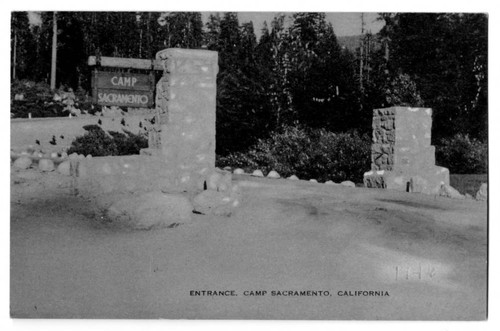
left=89, top=56, right=162, bottom=108
left=95, top=72, right=152, bottom=91
left=92, top=71, right=154, bottom=108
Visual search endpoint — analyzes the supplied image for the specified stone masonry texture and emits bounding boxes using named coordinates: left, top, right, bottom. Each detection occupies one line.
left=156, top=48, right=218, bottom=191
left=364, top=107, right=449, bottom=194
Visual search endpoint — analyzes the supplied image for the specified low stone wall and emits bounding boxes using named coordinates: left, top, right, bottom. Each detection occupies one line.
left=11, top=113, right=153, bottom=153
left=73, top=155, right=179, bottom=200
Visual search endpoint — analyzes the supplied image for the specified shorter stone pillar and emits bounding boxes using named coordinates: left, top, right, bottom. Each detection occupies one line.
left=363, top=107, right=449, bottom=194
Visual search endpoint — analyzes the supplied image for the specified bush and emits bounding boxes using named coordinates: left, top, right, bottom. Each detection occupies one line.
left=436, top=134, right=487, bottom=174
left=67, top=125, right=148, bottom=156
left=217, top=125, right=371, bottom=183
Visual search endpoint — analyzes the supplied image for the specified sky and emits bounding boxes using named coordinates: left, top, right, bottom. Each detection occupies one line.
left=27, top=12, right=384, bottom=38
left=208, top=12, right=385, bottom=37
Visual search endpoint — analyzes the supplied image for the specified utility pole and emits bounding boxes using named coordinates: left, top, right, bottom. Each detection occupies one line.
left=359, top=13, right=365, bottom=91
left=50, top=11, right=57, bottom=90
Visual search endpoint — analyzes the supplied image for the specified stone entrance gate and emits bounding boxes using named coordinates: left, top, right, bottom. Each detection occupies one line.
left=73, top=49, right=219, bottom=197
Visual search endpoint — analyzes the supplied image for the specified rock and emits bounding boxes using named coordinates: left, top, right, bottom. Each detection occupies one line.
left=13, top=169, right=42, bottom=182
left=61, top=152, right=68, bottom=159
left=50, top=152, right=59, bottom=159
left=69, top=153, right=79, bottom=160
left=309, top=179, right=318, bottom=183
left=438, top=184, right=464, bottom=199
left=363, top=174, right=386, bottom=188
left=476, top=183, right=487, bottom=201
left=193, top=190, right=239, bottom=216
left=267, top=170, right=280, bottom=179
left=38, top=159, right=55, bottom=172
left=288, top=175, right=299, bottom=180
left=217, top=175, right=232, bottom=192
left=57, top=161, right=71, bottom=176
left=251, top=169, right=264, bottom=177
left=341, top=180, right=356, bottom=188
left=106, top=192, right=193, bottom=230
left=206, top=170, right=232, bottom=192
left=325, top=180, right=336, bottom=185
left=86, top=154, right=92, bottom=159
left=223, top=166, right=232, bottom=171
left=465, top=193, right=474, bottom=199
left=233, top=168, right=245, bottom=175
left=78, top=154, right=85, bottom=159
left=207, top=172, right=222, bottom=190
left=13, top=156, right=32, bottom=170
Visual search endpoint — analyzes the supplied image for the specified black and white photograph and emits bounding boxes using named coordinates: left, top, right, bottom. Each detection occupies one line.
left=5, top=1, right=494, bottom=326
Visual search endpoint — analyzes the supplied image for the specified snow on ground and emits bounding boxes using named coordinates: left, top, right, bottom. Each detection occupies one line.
left=10, top=170, right=487, bottom=319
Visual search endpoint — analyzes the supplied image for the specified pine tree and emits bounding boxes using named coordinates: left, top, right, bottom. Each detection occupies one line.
left=204, top=13, right=221, bottom=50
left=378, top=13, right=487, bottom=141
left=206, top=13, right=270, bottom=154
left=255, top=14, right=294, bottom=128
left=156, top=12, right=203, bottom=49
left=286, top=12, right=360, bottom=131
left=11, top=12, right=34, bottom=80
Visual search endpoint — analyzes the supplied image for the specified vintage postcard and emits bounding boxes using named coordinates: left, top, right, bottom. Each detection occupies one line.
left=9, top=10, right=488, bottom=321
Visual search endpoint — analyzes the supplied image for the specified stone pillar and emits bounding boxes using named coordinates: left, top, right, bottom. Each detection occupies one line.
left=363, top=107, right=449, bottom=194
left=152, top=48, right=218, bottom=191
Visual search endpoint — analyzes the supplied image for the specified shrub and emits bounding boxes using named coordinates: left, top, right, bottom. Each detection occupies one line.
left=217, top=125, right=371, bottom=183
left=67, top=125, right=148, bottom=156
left=436, top=134, right=487, bottom=174
left=108, top=130, right=149, bottom=156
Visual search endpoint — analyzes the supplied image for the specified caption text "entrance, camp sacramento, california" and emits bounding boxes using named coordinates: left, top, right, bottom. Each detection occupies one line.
left=189, top=290, right=390, bottom=297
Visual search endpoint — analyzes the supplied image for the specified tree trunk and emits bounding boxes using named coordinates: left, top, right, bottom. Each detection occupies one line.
left=12, top=32, right=17, bottom=80
left=50, top=12, right=57, bottom=90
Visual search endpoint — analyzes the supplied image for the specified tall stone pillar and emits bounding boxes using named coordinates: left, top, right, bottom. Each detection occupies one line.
left=150, top=48, right=219, bottom=191
left=363, top=107, right=449, bottom=194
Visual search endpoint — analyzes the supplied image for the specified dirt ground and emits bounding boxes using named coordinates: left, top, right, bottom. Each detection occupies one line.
left=10, top=169, right=487, bottom=320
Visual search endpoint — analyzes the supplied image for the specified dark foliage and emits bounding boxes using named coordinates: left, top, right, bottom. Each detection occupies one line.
left=11, top=80, right=65, bottom=118
left=217, top=125, right=371, bottom=183
left=436, top=134, right=487, bottom=174
left=67, top=125, right=148, bottom=156
left=10, top=80, right=99, bottom=118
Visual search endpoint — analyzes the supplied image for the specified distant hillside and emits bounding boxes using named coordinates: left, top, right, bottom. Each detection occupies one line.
left=337, top=35, right=362, bottom=53
left=337, top=34, right=382, bottom=54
